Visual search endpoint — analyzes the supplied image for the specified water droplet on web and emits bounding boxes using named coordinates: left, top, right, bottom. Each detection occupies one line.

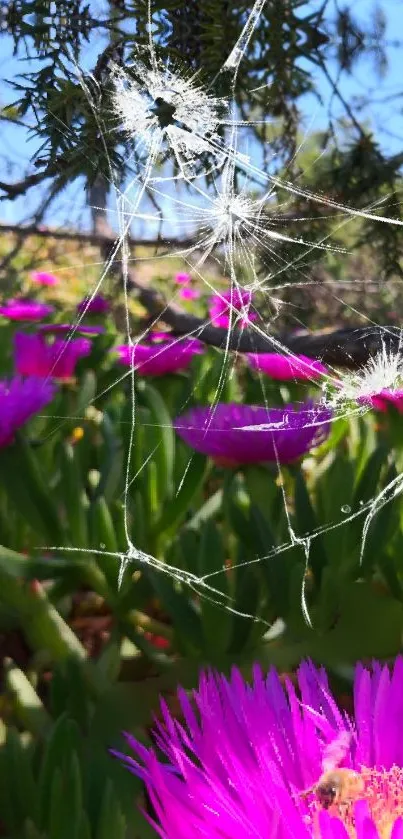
left=100, top=542, right=106, bottom=549
left=341, top=505, right=351, bottom=514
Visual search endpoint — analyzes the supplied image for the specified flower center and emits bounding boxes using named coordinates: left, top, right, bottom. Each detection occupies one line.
left=308, top=766, right=403, bottom=839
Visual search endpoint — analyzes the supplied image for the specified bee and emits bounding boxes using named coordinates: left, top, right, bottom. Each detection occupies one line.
left=314, top=767, right=365, bottom=809
left=300, top=731, right=365, bottom=810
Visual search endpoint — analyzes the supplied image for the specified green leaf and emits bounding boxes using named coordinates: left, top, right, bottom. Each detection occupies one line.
left=141, top=382, right=175, bottom=504
left=39, top=717, right=82, bottom=830
left=352, top=444, right=389, bottom=508
left=76, top=369, right=97, bottom=416
left=228, top=546, right=261, bottom=653
left=88, top=496, right=119, bottom=588
left=48, top=754, right=82, bottom=839
left=59, top=442, right=88, bottom=547
left=155, top=449, right=209, bottom=535
left=294, top=470, right=327, bottom=584
left=4, top=658, right=52, bottom=737
left=49, top=658, right=90, bottom=731
left=320, top=581, right=403, bottom=663
left=146, top=568, right=204, bottom=653
left=96, top=781, right=126, bottom=839
left=0, top=437, right=64, bottom=544
left=198, top=520, right=232, bottom=653
left=186, top=489, right=223, bottom=530
left=3, top=728, right=38, bottom=831
left=96, top=412, right=124, bottom=503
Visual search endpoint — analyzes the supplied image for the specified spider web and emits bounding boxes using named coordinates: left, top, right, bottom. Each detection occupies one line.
left=41, top=0, right=403, bottom=632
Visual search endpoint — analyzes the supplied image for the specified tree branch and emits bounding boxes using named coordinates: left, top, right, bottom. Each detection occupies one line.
left=125, top=268, right=400, bottom=368
left=0, top=220, right=397, bottom=368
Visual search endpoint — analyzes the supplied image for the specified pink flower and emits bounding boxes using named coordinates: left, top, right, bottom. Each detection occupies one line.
left=14, top=332, right=91, bottom=380
left=31, top=271, right=59, bottom=287
left=0, top=299, right=54, bottom=321
left=364, top=389, right=403, bottom=413
left=180, top=287, right=200, bottom=301
left=175, top=273, right=192, bottom=285
left=116, top=334, right=203, bottom=377
left=113, top=658, right=403, bottom=839
left=248, top=353, right=328, bottom=381
left=0, top=376, right=55, bottom=447
left=77, top=294, right=110, bottom=315
left=209, top=287, right=257, bottom=328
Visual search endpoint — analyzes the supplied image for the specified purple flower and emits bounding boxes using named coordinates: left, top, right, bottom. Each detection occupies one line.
left=31, top=271, right=59, bottom=287
left=117, top=334, right=203, bottom=377
left=77, top=294, right=110, bottom=315
left=113, top=658, right=403, bottom=839
left=0, top=376, right=55, bottom=447
left=14, top=332, right=91, bottom=380
left=248, top=353, right=328, bottom=381
left=209, top=287, right=257, bottom=328
left=0, top=299, right=54, bottom=322
left=38, top=323, right=105, bottom=336
left=174, top=402, right=331, bottom=465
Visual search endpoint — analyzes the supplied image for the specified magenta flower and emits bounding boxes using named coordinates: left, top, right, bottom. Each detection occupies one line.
left=180, top=287, right=200, bottom=301
left=77, top=294, right=110, bottom=315
left=117, top=334, right=203, bottom=377
left=175, top=272, right=192, bottom=285
left=248, top=353, right=328, bottom=381
left=364, top=389, right=403, bottom=413
left=14, top=332, right=91, bottom=380
left=38, top=324, right=105, bottom=336
left=0, top=376, right=55, bottom=447
left=209, top=287, right=257, bottom=328
left=0, top=299, right=54, bottom=322
left=174, top=402, right=331, bottom=465
left=31, top=271, right=59, bottom=287
left=114, top=658, right=403, bottom=839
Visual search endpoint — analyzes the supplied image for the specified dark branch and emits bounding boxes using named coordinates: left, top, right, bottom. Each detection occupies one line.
left=0, top=221, right=196, bottom=250
left=125, top=268, right=400, bottom=368
left=0, top=220, right=398, bottom=368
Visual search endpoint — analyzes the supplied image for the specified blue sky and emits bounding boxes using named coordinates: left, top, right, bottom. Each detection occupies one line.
left=0, top=0, right=402, bottom=234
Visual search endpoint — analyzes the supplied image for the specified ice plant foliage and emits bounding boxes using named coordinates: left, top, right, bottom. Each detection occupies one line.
left=248, top=353, right=328, bottom=381
left=0, top=299, right=54, bottom=321
left=174, top=402, right=331, bottom=464
left=0, top=376, right=55, bottom=447
left=14, top=332, right=91, bottom=380
left=117, top=334, right=203, bottom=377
left=114, top=658, right=403, bottom=839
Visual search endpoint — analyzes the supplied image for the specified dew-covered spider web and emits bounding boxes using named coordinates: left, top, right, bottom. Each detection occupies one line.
left=42, top=0, right=403, bottom=631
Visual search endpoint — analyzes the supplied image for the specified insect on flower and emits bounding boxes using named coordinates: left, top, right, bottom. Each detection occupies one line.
left=300, top=731, right=365, bottom=810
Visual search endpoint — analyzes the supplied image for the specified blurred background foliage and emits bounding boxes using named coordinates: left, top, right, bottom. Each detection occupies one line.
left=0, top=1, right=403, bottom=838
